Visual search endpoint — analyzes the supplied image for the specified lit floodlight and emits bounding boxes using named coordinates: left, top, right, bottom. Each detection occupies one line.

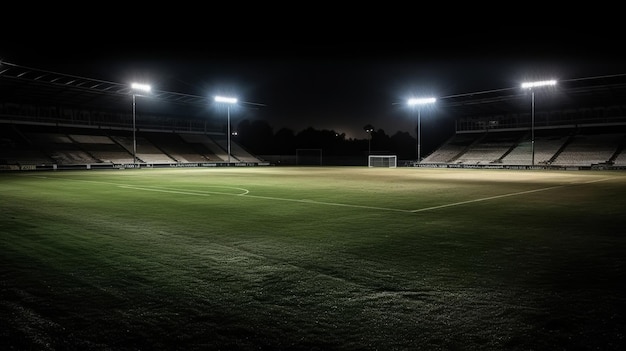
left=213, top=95, right=239, bottom=165
left=521, top=80, right=557, bottom=89
left=130, top=82, right=152, bottom=165
left=408, top=97, right=437, bottom=163
left=131, top=82, right=151, bottom=93
left=214, top=96, right=237, bottom=104
left=521, top=79, right=557, bottom=166
left=365, top=127, right=374, bottom=155
left=408, top=97, right=437, bottom=106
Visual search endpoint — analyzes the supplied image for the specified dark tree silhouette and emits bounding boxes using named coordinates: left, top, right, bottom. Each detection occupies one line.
left=390, top=131, right=415, bottom=159
left=273, top=127, right=296, bottom=154
left=234, top=119, right=421, bottom=161
left=236, top=119, right=274, bottom=154
left=371, top=129, right=392, bottom=154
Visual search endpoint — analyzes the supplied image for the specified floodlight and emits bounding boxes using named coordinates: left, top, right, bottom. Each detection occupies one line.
left=213, top=95, right=238, bottom=164
left=408, top=97, right=436, bottom=162
left=521, top=80, right=557, bottom=166
left=131, top=82, right=152, bottom=164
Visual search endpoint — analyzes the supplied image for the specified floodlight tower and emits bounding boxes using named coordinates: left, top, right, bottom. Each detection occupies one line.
left=214, top=95, right=238, bottom=165
left=131, top=82, right=151, bottom=165
left=521, top=80, right=557, bottom=166
left=408, top=97, right=436, bottom=163
left=365, top=126, right=374, bottom=154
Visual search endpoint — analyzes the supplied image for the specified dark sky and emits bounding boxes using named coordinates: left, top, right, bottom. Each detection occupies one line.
left=3, top=23, right=626, bottom=142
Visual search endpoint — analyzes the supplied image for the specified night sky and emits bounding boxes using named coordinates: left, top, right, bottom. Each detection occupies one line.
left=3, top=23, right=626, bottom=144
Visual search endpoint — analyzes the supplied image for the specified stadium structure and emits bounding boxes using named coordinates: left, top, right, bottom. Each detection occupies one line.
left=0, top=61, right=268, bottom=171
left=2, top=61, right=626, bottom=171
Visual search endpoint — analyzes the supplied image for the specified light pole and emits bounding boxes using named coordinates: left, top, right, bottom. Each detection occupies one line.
left=214, top=95, right=238, bottom=165
left=408, top=97, right=436, bottom=163
left=131, top=82, right=151, bottom=165
left=521, top=80, right=557, bottom=166
left=364, top=125, right=374, bottom=155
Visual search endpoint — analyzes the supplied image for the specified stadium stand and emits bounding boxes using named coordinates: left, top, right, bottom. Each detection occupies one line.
left=421, top=134, right=476, bottom=164
left=612, top=149, right=626, bottom=166
left=0, top=122, right=266, bottom=168
left=452, top=131, right=524, bottom=165
left=143, top=132, right=211, bottom=163
left=0, top=123, right=54, bottom=165
left=24, top=132, right=100, bottom=165
left=421, top=126, right=626, bottom=168
left=501, top=128, right=572, bottom=165
left=211, top=134, right=263, bottom=163
left=109, top=135, right=175, bottom=164
left=178, top=133, right=228, bottom=162
left=69, top=133, right=133, bottom=164
left=552, top=129, right=623, bottom=166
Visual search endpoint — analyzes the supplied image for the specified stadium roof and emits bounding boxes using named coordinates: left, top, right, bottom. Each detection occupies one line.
left=0, top=61, right=209, bottom=112
left=436, top=74, right=626, bottom=119
left=2, top=60, right=626, bottom=122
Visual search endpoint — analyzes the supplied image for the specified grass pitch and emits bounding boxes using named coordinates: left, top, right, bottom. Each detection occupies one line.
left=1, top=166, right=626, bottom=350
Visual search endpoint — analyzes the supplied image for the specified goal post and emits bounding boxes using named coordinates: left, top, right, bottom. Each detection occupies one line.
left=368, top=155, right=397, bottom=168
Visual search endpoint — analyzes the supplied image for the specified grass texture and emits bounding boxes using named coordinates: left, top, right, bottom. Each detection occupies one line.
left=1, top=167, right=626, bottom=350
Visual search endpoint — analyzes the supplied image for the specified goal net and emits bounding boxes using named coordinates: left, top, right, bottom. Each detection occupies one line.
left=368, top=155, right=397, bottom=168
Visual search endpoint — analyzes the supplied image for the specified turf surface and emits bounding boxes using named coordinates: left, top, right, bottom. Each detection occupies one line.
left=1, top=167, right=625, bottom=350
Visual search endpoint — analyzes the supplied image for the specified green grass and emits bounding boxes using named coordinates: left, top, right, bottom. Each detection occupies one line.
left=2, top=166, right=626, bottom=350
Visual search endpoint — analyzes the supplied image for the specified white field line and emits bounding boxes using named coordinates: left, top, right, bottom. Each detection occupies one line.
left=32, top=175, right=617, bottom=214
left=410, top=185, right=566, bottom=213
left=117, top=185, right=250, bottom=196
left=238, top=194, right=414, bottom=213
left=31, top=176, right=414, bottom=213
left=119, top=185, right=413, bottom=213
left=410, top=177, right=615, bottom=213
left=30, top=176, right=249, bottom=196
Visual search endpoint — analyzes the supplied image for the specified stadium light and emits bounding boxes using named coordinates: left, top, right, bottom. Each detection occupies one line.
left=408, top=97, right=436, bottom=163
left=131, top=83, right=151, bottom=165
left=365, top=126, right=374, bottom=155
left=214, top=95, right=238, bottom=165
left=521, top=80, right=557, bottom=166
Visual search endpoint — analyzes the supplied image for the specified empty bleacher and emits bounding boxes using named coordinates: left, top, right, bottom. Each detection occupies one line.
left=501, top=129, right=571, bottom=165
left=109, top=135, right=175, bottom=164
left=25, top=132, right=99, bottom=165
left=423, top=125, right=626, bottom=168
left=0, top=123, right=53, bottom=165
left=1, top=123, right=264, bottom=167
left=422, top=134, right=477, bottom=163
left=452, top=131, right=523, bottom=165
left=612, top=147, right=626, bottom=166
left=69, top=133, right=133, bottom=164
left=211, top=134, right=263, bottom=163
left=178, top=133, right=228, bottom=162
left=552, top=132, right=622, bottom=166
left=4, top=120, right=626, bottom=169
left=144, top=132, right=212, bottom=163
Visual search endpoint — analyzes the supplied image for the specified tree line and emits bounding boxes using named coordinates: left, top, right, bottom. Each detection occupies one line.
left=232, top=119, right=428, bottom=160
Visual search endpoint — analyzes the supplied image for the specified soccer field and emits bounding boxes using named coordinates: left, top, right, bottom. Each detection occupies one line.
left=2, top=166, right=626, bottom=350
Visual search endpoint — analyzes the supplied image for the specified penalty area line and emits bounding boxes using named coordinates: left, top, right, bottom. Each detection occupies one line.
left=411, top=185, right=565, bottom=213
left=410, top=177, right=616, bottom=213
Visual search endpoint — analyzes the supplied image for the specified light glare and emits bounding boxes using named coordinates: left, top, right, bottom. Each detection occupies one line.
left=521, top=80, right=557, bottom=89
left=215, top=96, right=237, bottom=104
left=408, top=97, right=436, bottom=106
left=131, top=83, right=151, bottom=92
